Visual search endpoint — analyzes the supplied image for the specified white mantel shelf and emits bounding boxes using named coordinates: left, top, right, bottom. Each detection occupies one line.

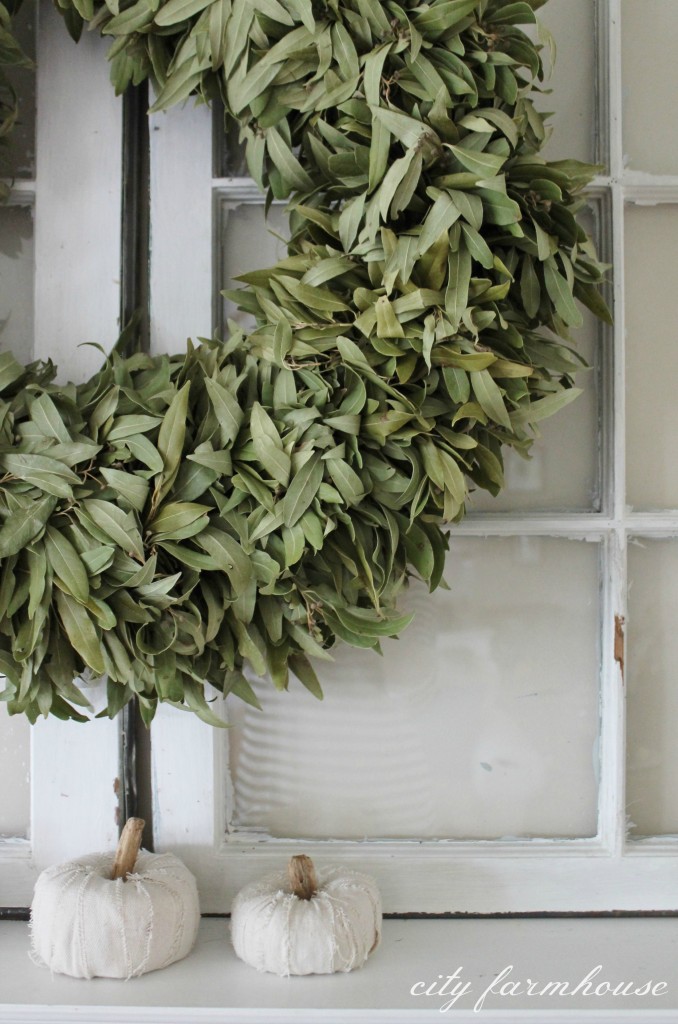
left=1, top=917, right=678, bottom=1024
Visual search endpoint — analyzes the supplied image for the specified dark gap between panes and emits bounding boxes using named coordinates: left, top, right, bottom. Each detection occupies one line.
left=119, top=82, right=153, bottom=850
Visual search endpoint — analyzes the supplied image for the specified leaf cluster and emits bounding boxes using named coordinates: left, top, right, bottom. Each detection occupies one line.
left=0, top=0, right=611, bottom=723
left=0, top=339, right=450, bottom=724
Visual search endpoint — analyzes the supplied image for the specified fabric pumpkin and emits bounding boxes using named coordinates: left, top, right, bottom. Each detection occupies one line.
left=231, top=854, right=382, bottom=976
left=30, top=819, right=200, bottom=979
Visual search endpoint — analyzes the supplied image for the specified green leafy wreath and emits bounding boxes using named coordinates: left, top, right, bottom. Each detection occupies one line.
left=0, top=0, right=610, bottom=725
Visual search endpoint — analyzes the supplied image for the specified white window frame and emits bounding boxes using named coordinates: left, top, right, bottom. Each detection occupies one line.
left=0, top=2, right=123, bottom=906
left=151, top=0, right=678, bottom=913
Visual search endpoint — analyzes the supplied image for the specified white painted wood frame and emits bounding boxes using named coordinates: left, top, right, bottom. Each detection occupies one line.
left=0, top=3, right=122, bottom=906
left=150, top=0, right=678, bottom=912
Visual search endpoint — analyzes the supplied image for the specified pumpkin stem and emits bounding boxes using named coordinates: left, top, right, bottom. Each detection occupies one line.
left=111, top=817, right=145, bottom=881
left=288, top=854, right=318, bottom=900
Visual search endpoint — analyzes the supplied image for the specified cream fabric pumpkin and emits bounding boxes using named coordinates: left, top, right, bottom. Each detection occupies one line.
left=230, top=855, right=382, bottom=976
left=30, top=819, right=200, bottom=979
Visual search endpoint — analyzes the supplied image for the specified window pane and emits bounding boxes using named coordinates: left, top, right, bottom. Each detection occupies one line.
left=0, top=705, right=30, bottom=838
left=622, top=0, right=678, bottom=175
left=5, top=0, right=36, bottom=179
left=627, top=539, right=678, bottom=838
left=214, top=107, right=248, bottom=178
left=472, top=206, right=603, bottom=514
left=228, top=537, right=600, bottom=841
left=0, top=205, right=33, bottom=362
left=219, top=201, right=289, bottom=331
left=625, top=205, right=678, bottom=509
left=534, top=0, right=598, bottom=165
left=470, top=314, right=599, bottom=513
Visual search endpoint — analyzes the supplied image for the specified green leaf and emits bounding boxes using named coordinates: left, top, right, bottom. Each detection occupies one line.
left=29, top=393, right=70, bottom=443
left=82, top=499, right=144, bottom=561
left=154, top=0, right=214, bottom=27
left=155, top=382, right=191, bottom=506
left=375, top=295, right=405, bottom=338
left=107, top=414, right=162, bottom=441
left=149, top=59, right=206, bottom=113
left=103, top=0, right=156, bottom=34
left=80, top=545, right=116, bottom=576
left=265, top=125, right=314, bottom=191
left=469, top=107, right=519, bottom=148
left=331, top=22, right=359, bottom=81
left=0, top=351, right=24, bottom=393
left=26, top=544, right=47, bottom=619
left=289, top=653, right=323, bottom=699
left=282, top=453, right=323, bottom=527
left=371, top=106, right=430, bottom=149
left=55, top=590, right=104, bottom=676
left=125, top=435, right=164, bottom=474
left=477, top=188, right=522, bottom=226
left=0, top=495, right=57, bottom=558
left=283, top=523, right=305, bottom=566
left=413, top=0, right=477, bottom=36
left=379, top=149, right=416, bottom=220
left=325, top=457, right=365, bottom=505
left=460, top=222, right=494, bottom=269
left=333, top=604, right=414, bottom=638
left=0, top=453, right=79, bottom=499
left=223, top=0, right=254, bottom=77
left=230, top=58, right=283, bottom=115
left=445, top=245, right=472, bottom=331
left=205, top=378, right=243, bottom=446
left=544, top=256, right=583, bottom=327
left=159, top=540, right=215, bottom=571
left=180, top=680, right=228, bottom=728
left=100, top=468, right=150, bottom=513
left=364, top=44, right=390, bottom=107
left=417, top=192, right=461, bottom=256
left=224, top=670, right=262, bottom=710
left=369, top=116, right=391, bottom=192
left=406, top=52, right=451, bottom=105
left=196, top=527, right=252, bottom=592
left=511, top=387, right=583, bottom=425
left=251, top=403, right=291, bottom=486
left=520, top=256, right=541, bottom=318
left=149, top=502, right=212, bottom=538
left=470, top=370, right=512, bottom=429
left=338, top=193, right=366, bottom=252
left=277, top=276, right=350, bottom=313
left=251, top=0, right=295, bottom=24
left=446, top=144, right=505, bottom=178
left=45, top=526, right=90, bottom=605
left=573, top=281, right=613, bottom=325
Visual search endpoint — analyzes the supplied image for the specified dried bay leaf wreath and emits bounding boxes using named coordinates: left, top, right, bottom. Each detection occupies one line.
left=0, top=0, right=610, bottom=725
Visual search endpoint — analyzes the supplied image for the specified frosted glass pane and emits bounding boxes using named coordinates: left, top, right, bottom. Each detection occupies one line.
left=626, top=205, right=678, bottom=509
left=627, top=539, right=678, bottom=838
left=5, top=0, right=36, bottom=178
left=470, top=317, right=599, bottom=513
left=215, top=110, right=248, bottom=178
left=622, top=1, right=678, bottom=174
left=0, top=205, right=34, bottom=363
left=534, top=0, right=597, bottom=164
left=228, top=538, right=600, bottom=840
left=219, top=202, right=289, bottom=331
left=0, top=705, right=30, bottom=838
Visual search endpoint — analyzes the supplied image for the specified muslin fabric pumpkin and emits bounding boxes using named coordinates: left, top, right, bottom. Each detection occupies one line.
left=30, top=819, right=200, bottom=979
left=230, top=855, right=382, bottom=976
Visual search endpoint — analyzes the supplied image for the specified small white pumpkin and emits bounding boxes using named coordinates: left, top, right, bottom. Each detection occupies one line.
left=30, top=818, right=200, bottom=980
left=230, top=854, right=382, bottom=976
